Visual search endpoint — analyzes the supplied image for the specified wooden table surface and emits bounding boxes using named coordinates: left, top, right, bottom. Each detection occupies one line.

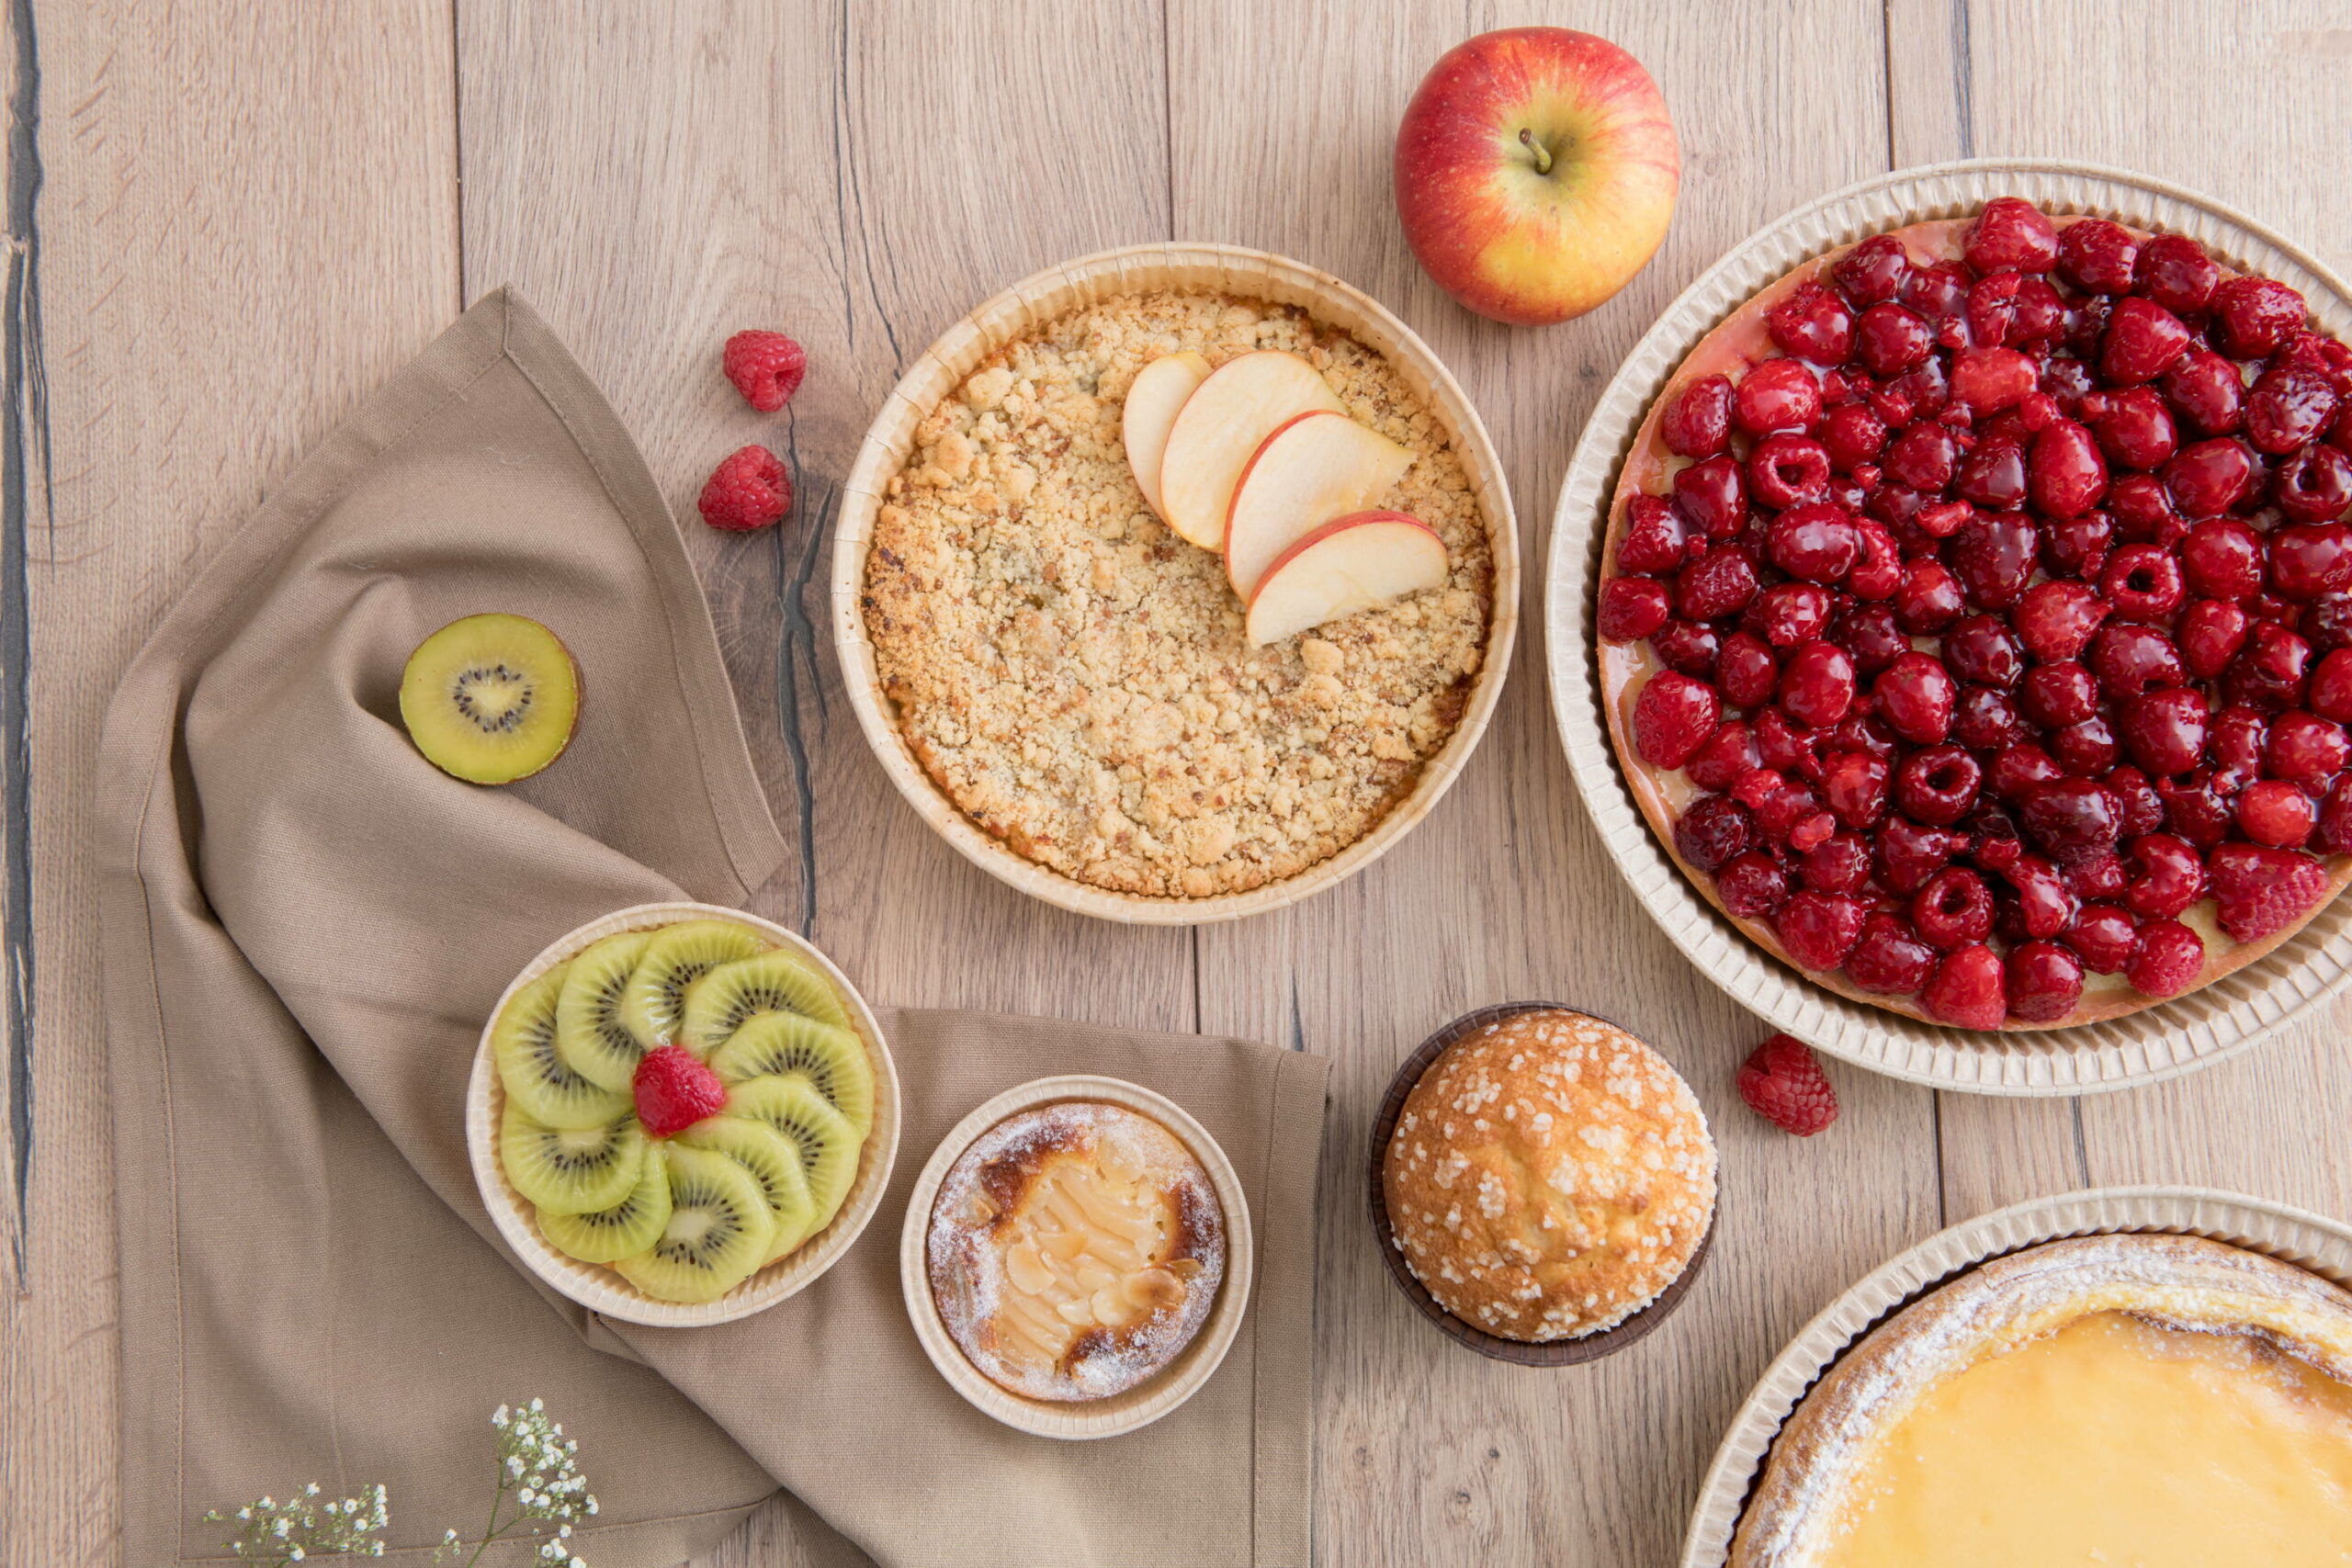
left=9, top=3, right=2352, bottom=1563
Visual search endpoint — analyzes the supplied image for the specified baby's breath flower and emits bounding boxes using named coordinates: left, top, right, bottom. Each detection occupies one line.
left=204, top=1478, right=390, bottom=1567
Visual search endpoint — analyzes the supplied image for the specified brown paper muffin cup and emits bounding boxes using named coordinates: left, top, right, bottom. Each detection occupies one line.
left=1547, top=159, right=2352, bottom=1094
left=898, top=1074, right=1255, bottom=1439
left=1678, top=1185, right=2352, bottom=1567
left=465, top=901, right=901, bottom=1327
left=833, top=243, right=1520, bottom=925
left=1367, top=1002, right=1716, bottom=1367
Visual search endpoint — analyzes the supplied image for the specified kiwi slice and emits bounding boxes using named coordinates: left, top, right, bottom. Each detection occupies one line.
left=674, top=1114, right=818, bottom=1264
left=399, top=613, right=581, bottom=785
left=680, top=949, right=854, bottom=1060
left=556, top=931, right=655, bottom=1091
left=708, top=1012, right=875, bottom=1136
left=613, top=1144, right=775, bottom=1303
left=618, top=920, right=767, bottom=1048
left=499, top=1104, right=643, bottom=1216
left=492, top=964, right=631, bottom=1130
left=728, top=1075, right=861, bottom=1234
left=537, top=1142, right=672, bottom=1264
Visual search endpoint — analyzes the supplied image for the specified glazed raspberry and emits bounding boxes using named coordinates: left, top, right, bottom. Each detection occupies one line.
left=1754, top=709, right=1826, bottom=780
left=1832, top=604, right=1906, bottom=680
left=2318, top=778, right=2352, bottom=854
left=1855, top=301, right=1934, bottom=378
left=2122, top=833, right=2208, bottom=919
left=1716, top=852, right=1790, bottom=918
left=1820, top=750, right=1891, bottom=829
left=633, top=1043, right=728, bottom=1136
left=1883, top=422, right=1959, bottom=491
left=2110, top=766, right=2166, bottom=836
left=1716, top=631, right=1778, bottom=707
left=696, top=444, right=794, bottom=531
left=2125, top=919, right=2207, bottom=998
left=2100, top=297, right=2195, bottom=386
left=1800, top=831, right=1873, bottom=894
left=1953, top=685, right=2027, bottom=750
left=1820, top=403, right=1889, bottom=472
left=2029, top=419, right=2109, bottom=517
left=2180, top=599, right=2252, bottom=680
left=1894, top=744, right=1981, bottom=826
left=2310, top=649, right=2352, bottom=723
left=1651, top=618, right=1722, bottom=678
left=2021, top=661, right=2099, bottom=728
left=2180, top=518, right=2264, bottom=602
left=1765, top=502, right=1863, bottom=584
left=2245, top=366, right=2339, bottom=456
left=1678, top=547, right=1759, bottom=620
left=1778, top=641, right=1857, bottom=728
left=1773, top=891, right=1867, bottom=970
left=1747, top=433, right=1833, bottom=509
left=1844, top=911, right=1937, bottom=994
left=2269, top=524, right=2352, bottom=601
left=1632, top=672, right=1721, bottom=769
left=2009, top=280, right=2067, bottom=347
left=1874, top=651, right=1957, bottom=743
left=2211, top=704, right=2269, bottom=788
left=2007, top=941, right=2086, bottom=1022
left=1988, top=743, right=2065, bottom=803
left=2276, top=444, right=2352, bottom=525
left=2109, top=471, right=2181, bottom=540
left=2209, top=840, right=2330, bottom=941
left=1964, top=198, right=2060, bottom=275
left=1954, top=442, right=2030, bottom=510
left=2235, top=779, right=2316, bottom=847
left=2156, top=773, right=2234, bottom=848
left=1768, top=281, right=1855, bottom=365
left=2064, top=902, right=2141, bottom=973
left=1620, top=494, right=1698, bottom=574
left=1950, top=346, right=2037, bottom=414
left=721, top=329, right=808, bottom=412
left=1951, top=512, right=2039, bottom=607
left=2223, top=621, right=2313, bottom=712
left=2001, top=852, right=2082, bottom=939
left=2041, top=511, right=2114, bottom=580
left=2211, top=276, right=2306, bottom=359
left=1834, top=233, right=1912, bottom=308
left=2310, top=596, right=2352, bottom=655
left=2116, top=685, right=2210, bottom=777
left=1788, top=811, right=1838, bottom=854
left=1673, top=455, right=1747, bottom=536
left=1901, top=262, right=1971, bottom=324
left=2055, top=218, right=2139, bottom=295
left=2090, top=621, right=2188, bottom=698
left=2160, top=348, right=2245, bottom=435
left=2021, top=776, right=2123, bottom=863
left=1735, top=357, right=1823, bottom=435
left=2134, top=234, right=2222, bottom=315
left=1675, top=794, right=1757, bottom=871
left=1878, top=817, right=1970, bottom=894
left=1943, top=615, right=2026, bottom=687
left=1745, top=583, right=1832, bottom=652
left=1923, top=943, right=2007, bottom=1028
left=1662, top=374, right=1736, bottom=458
left=1893, top=560, right=1966, bottom=635
left=2051, top=715, right=2122, bottom=775
left=1913, top=866, right=1994, bottom=949
left=2012, top=580, right=2109, bottom=661
left=1736, top=1033, right=1840, bottom=1136
left=2100, top=543, right=2185, bottom=621
left=2086, top=386, right=2177, bottom=470
left=1686, top=721, right=1760, bottom=792
left=2264, top=709, right=2350, bottom=784
left=1597, top=577, right=1671, bottom=643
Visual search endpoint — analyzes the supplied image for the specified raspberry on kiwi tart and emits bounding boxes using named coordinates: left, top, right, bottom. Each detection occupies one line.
left=1599, top=197, right=2352, bottom=1031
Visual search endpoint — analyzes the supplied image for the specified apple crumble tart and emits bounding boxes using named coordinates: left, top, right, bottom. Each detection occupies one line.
left=862, top=290, right=1494, bottom=898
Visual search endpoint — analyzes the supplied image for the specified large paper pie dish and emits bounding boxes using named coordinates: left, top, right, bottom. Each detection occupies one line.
left=465, top=902, right=901, bottom=1327
left=1679, top=1186, right=2352, bottom=1567
left=835, top=243, right=1519, bottom=925
left=1549, top=160, right=2352, bottom=1093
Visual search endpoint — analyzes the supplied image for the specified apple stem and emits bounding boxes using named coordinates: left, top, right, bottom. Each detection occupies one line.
left=1519, top=127, right=1553, bottom=176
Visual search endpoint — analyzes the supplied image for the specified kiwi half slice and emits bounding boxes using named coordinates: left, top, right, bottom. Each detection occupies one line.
left=619, top=920, right=766, bottom=1047
left=399, top=613, right=580, bottom=785
left=556, top=931, right=655, bottom=1092
left=614, top=1144, right=775, bottom=1303
left=674, top=1114, right=818, bottom=1264
left=500, top=1104, right=643, bottom=1216
left=708, top=1013, right=875, bottom=1136
left=492, top=964, right=630, bottom=1130
left=728, top=1075, right=861, bottom=1235
left=537, top=1142, right=672, bottom=1264
left=680, top=949, right=853, bottom=1059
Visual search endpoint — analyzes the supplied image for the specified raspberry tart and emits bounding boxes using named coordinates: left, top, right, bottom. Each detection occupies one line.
left=1600, top=197, right=2352, bottom=1030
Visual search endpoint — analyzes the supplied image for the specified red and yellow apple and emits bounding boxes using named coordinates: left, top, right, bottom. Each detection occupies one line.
left=1394, top=27, right=1679, bottom=326
left=1245, top=511, right=1448, bottom=648
left=1156, top=349, right=1345, bottom=548
left=1223, top=410, right=1411, bottom=598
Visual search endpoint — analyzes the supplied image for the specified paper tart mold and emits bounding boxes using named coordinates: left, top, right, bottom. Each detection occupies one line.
left=834, top=242, right=1519, bottom=925
left=1366, top=1002, right=1717, bottom=1367
left=898, top=1075, right=1255, bottom=1439
left=1547, top=159, right=2352, bottom=1094
left=1678, top=1184, right=2352, bottom=1568
left=466, top=902, right=901, bottom=1328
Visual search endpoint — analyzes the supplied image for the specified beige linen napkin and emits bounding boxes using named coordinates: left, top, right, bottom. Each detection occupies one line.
left=96, top=289, right=1329, bottom=1567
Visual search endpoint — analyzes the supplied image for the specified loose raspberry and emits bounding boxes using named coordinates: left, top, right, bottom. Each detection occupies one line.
left=721, top=329, right=808, bottom=412
left=633, top=1043, right=728, bottom=1136
left=697, top=444, right=793, bottom=532
left=1736, top=1033, right=1840, bottom=1136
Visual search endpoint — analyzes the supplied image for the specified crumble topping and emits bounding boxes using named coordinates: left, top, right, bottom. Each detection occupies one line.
left=862, top=289, right=1493, bottom=897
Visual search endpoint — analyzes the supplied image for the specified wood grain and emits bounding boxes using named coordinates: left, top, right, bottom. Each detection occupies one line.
left=13, top=2, right=2352, bottom=1564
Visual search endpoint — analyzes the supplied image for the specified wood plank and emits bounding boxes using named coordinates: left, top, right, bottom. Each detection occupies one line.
left=453, top=3, right=1180, bottom=1562
left=1169, top=5, right=1930, bottom=1562
left=0, top=1, right=459, bottom=1562
left=1888, top=0, right=2352, bottom=1224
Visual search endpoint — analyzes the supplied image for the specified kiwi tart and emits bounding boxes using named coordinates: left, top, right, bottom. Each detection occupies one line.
left=491, top=914, right=877, bottom=1306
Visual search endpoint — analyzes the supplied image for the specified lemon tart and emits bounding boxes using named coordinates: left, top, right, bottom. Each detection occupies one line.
left=1730, top=1233, right=2352, bottom=1566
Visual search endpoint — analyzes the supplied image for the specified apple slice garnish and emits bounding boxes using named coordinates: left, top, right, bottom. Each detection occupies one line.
left=1121, top=351, right=1212, bottom=522
left=1156, top=349, right=1345, bottom=549
left=1243, top=510, right=1448, bottom=648
left=1222, top=410, right=1413, bottom=599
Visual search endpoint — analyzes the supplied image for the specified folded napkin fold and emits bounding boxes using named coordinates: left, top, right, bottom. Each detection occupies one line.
left=96, top=290, right=1329, bottom=1567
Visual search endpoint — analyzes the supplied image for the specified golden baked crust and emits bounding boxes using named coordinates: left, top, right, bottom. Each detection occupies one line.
left=1381, top=1009, right=1716, bottom=1341
left=862, top=289, right=1493, bottom=898
left=1729, top=1233, right=2352, bottom=1565
left=925, top=1100, right=1224, bottom=1403
left=1597, top=215, right=2352, bottom=1030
